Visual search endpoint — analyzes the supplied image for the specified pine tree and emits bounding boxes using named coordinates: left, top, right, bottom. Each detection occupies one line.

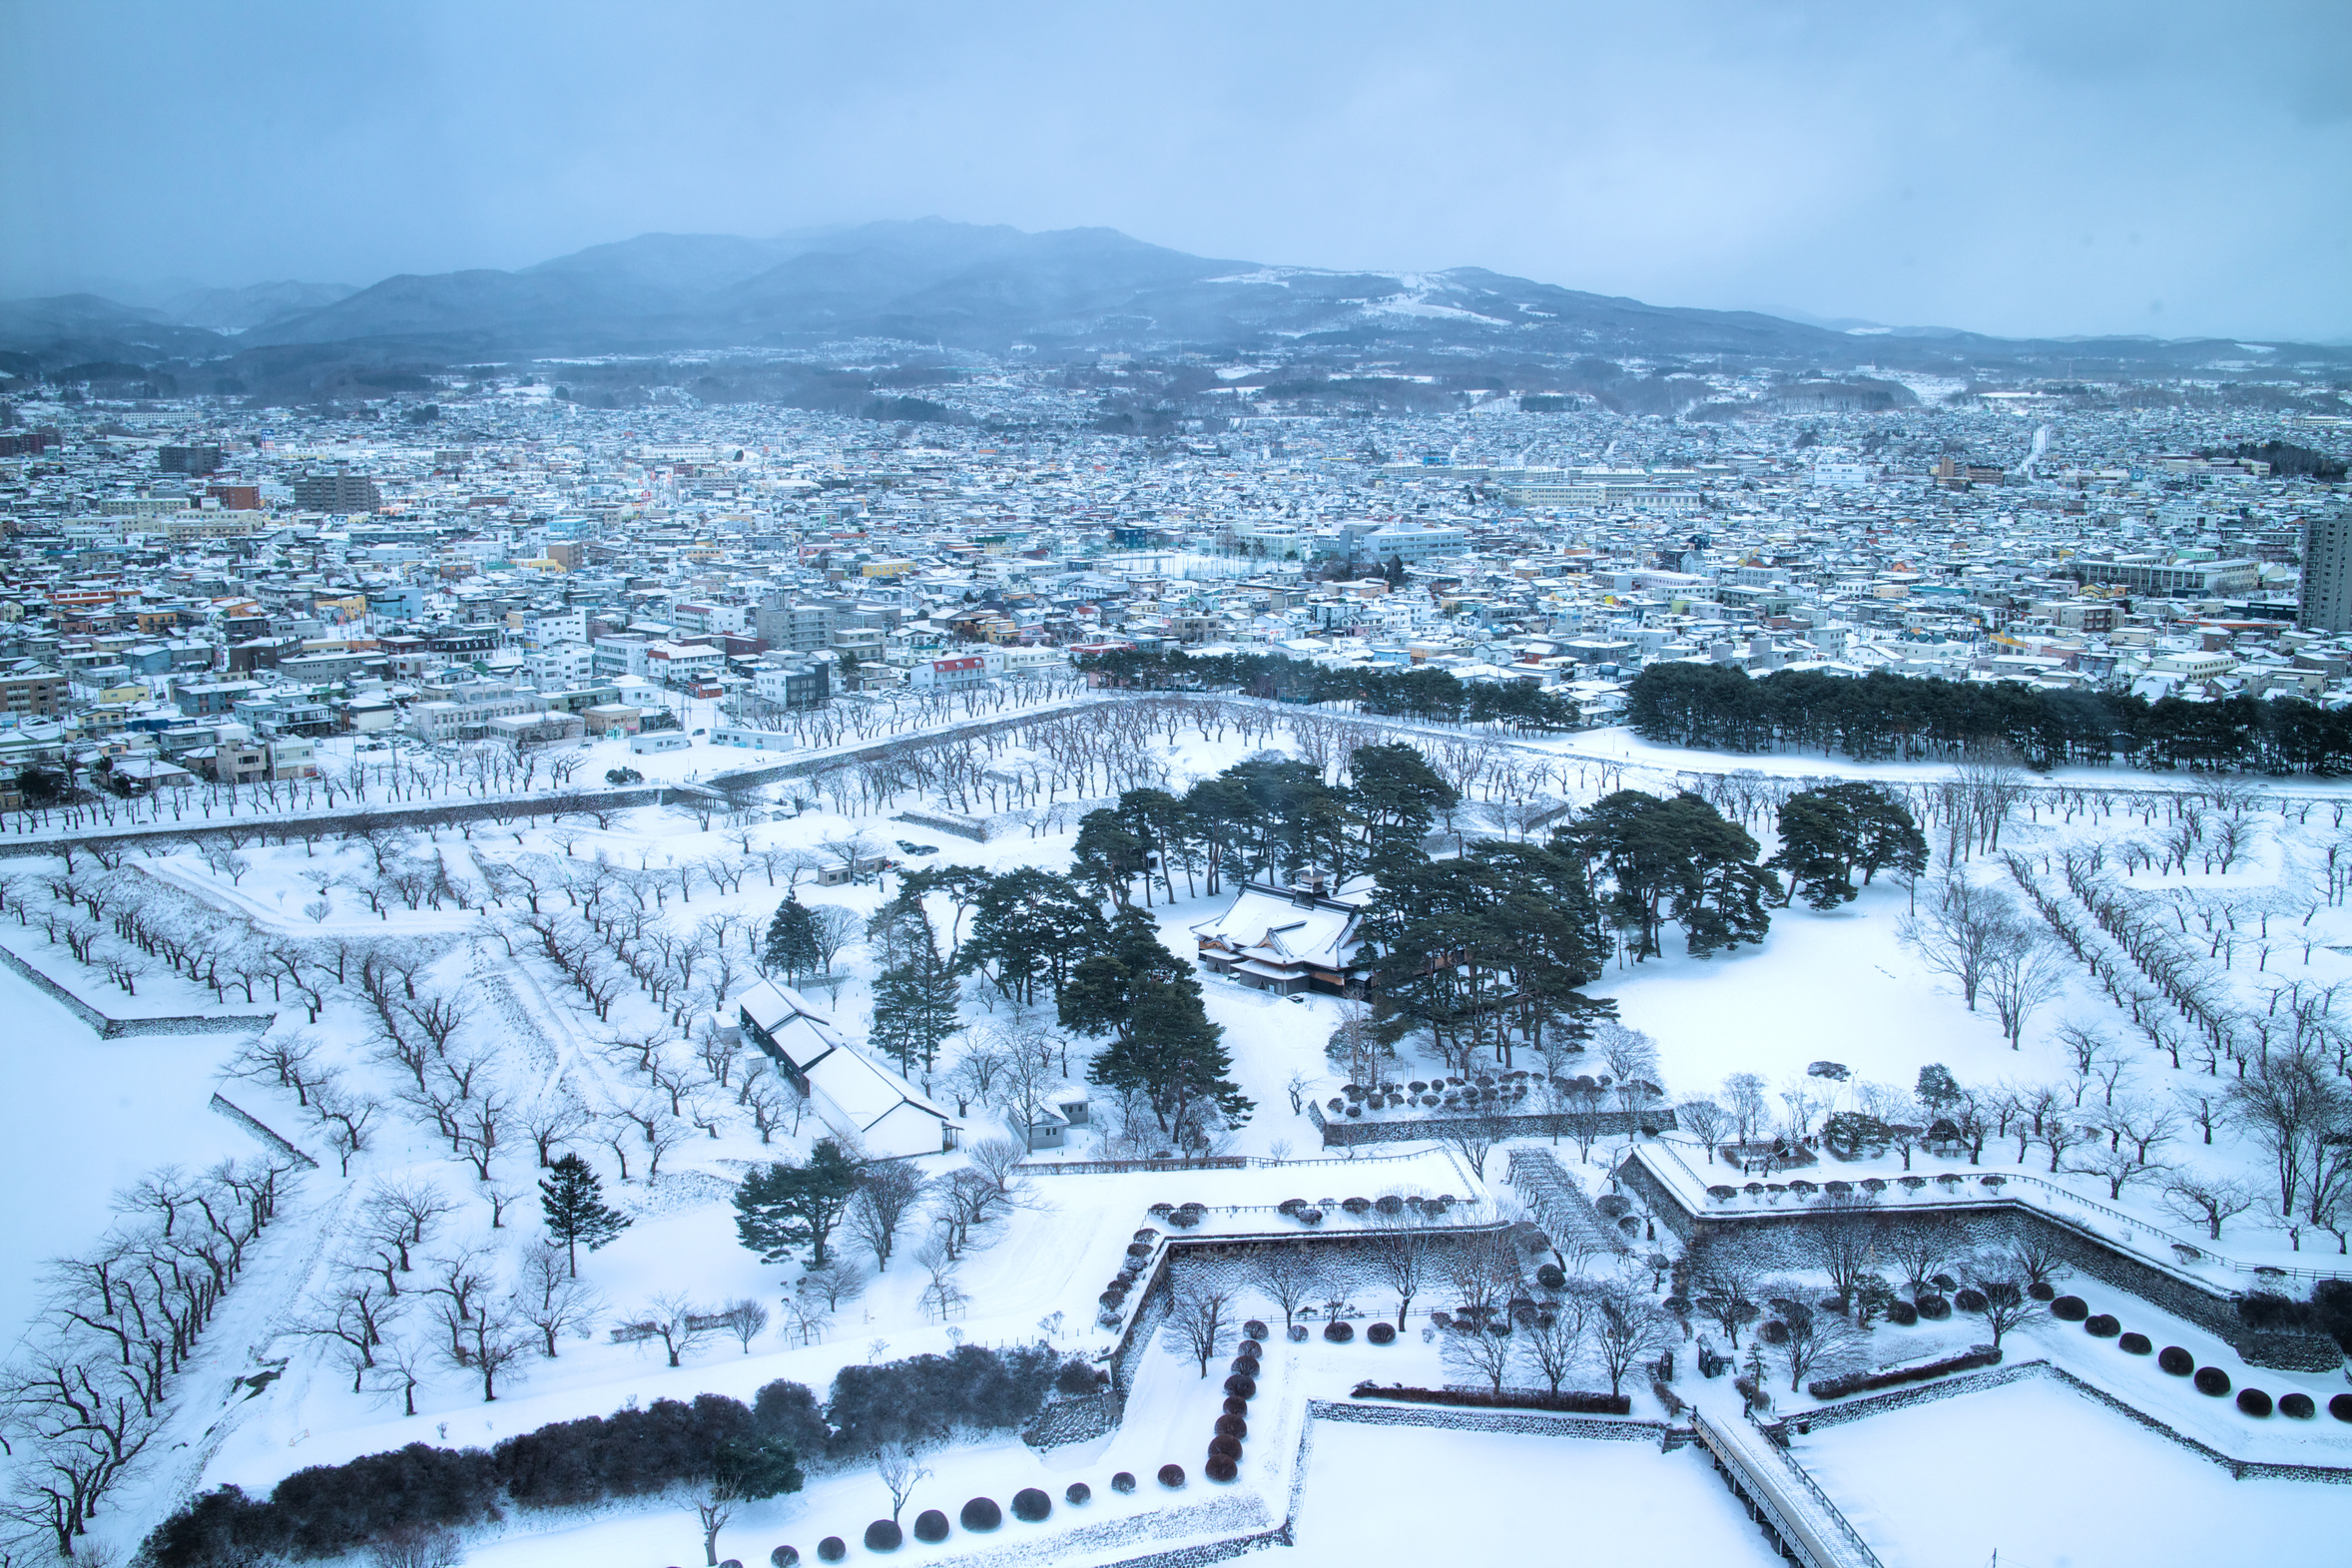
left=1087, top=975, right=1252, bottom=1144
left=734, top=1139, right=865, bottom=1267
left=871, top=943, right=960, bottom=1078
left=765, top=895, right=821, bottom=984
left=540, top=1152, right=630, bottom=1276
left=1058, top=905, right=1189, bottom=1042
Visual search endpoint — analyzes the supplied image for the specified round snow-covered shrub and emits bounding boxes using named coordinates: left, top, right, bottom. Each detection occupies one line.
left=1230, top=1354, right=1261, bottom=1376
left=1278, top=1199, right=1307, bottom=1217
left=1759, top=1320, right=1791, bottom=1346
left=2118, top=1332, right=2153, bottom=1354
left=864, top=1521, right=902, bottom=1553
left=722, top=1559, right=742, bottom=1568
left=1376, top=1195, right=1404, bottom=1215
left=959, top=1497, right=1002, bottom=1532
left=1215, top=1413, right=1248, bottom=1439
left=1343, top=1197, right=1371, bottom=1215
left=1149, top=1203, right=1175, bottom=1218
left=816, top=1540, right=845, bottom=1564
left=1323, top=1320, right=1354, bottom=1342
left=1208, top=1435, right=1242, bottom=1461
left=1536, top=1264, right=1566, bottom=1291
left=1205, top=1454, right=1238, bottom=1483
left=2333, top=1393, right=2352, bottom=1423
left=1224, top=1373, right=1257, bottom=1399
left=2084, top=1313, right=2120, bottom=1337
left=1915, top=1295, right=1951, bottom=1321
left=1885, top=1301, right=1919, bottom=1326
left=2050, top=1295, right=2088, bottom=1321
left=913, top=1511, right=949, bottom=1544
left=2193, top=1366, right=2231, bottom=1397
left=1223, top=1395, right=1250, bottom=1416
left=1158, top=1463, right=1187, bottom=1489
left=2237, top=1388, right=2273, bottom=1418
left=2279, top=1392, right=2316, bottom=1419
left=1243, top=1319, right=1269, bottom=1340
left=771, top=1549, right=799, bottom=1568
left=1287, top=1323, right=1309, bottom=1342
left=1238, top=1338, right=1263, bottom=1357
left=2027, top=1282, right=2057, bottom=1303
left=1954, top=1287, right=1990, bottom=1312
left=1346, top=1105, right=1362, bottom=1117
left=1065, top=1482, right=1092, bottom=1505
left=1012, top=1488, right=1051, bottom=1523
left=1367, top=1321, right=1396, bottom=1345
left=1299, top=1209, right=1324, bottom=1227
left=1111, top=1471, right=1137, bottom=1494
left=1595, top=1195, right=1632, bottom=1220
left=2158, top=1346, right=2195, bottom=1375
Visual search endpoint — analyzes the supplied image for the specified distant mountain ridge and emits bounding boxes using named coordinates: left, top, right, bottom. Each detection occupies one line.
left=4, top=219, right=2346, bottom=375
left=162, top=279, right=358, bottom=332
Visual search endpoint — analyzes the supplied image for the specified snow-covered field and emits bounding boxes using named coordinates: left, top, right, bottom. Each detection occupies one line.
left=1798, top=1375, right=2352, bottom=1568
left=1287, top=1419, right=1777, bottom=1567
left=8, top=708, right=2351, bottom=1567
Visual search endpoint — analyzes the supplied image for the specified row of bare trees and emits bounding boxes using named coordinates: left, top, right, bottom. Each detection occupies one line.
left=3, top=1158, right=301, bottom=1557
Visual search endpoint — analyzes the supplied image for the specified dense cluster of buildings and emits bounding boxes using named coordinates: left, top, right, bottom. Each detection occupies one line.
left=0, top=360, right=2344, bottom=803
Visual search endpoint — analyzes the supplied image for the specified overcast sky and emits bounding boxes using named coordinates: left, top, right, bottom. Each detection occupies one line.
left=5, top=0, right=2346, bottom=341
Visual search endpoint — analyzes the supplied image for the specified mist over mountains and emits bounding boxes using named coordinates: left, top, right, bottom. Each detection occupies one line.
left=5, top=220, right=2346, bottom=397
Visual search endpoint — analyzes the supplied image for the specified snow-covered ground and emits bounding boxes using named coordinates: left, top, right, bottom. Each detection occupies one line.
left=1797, top=1375, right=2351, bottom=1567
left=10, top=709, right=2352, bottom=1566
left=1287, top=1419, right=1777, bottom=1567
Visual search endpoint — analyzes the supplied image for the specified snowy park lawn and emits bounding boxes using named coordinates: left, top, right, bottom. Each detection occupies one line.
left=1795, top=1375, right=2352, bottom=1568
left=1289, top=1417, right=1779, bottom=1568
left=1590, top=878, right=2037, bottom=1097
left=0, top=962, right=264, bottom=1337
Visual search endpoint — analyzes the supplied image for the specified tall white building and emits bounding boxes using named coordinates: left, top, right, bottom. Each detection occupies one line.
left=2301, top=512, right=2352, bottom=634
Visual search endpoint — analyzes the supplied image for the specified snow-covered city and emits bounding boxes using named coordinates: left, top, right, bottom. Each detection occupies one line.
left=6, top=8, right=2351, bottom=1568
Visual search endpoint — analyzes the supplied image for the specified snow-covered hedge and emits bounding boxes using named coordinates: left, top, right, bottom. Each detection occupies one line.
left=1807, top=1344, right=2003, bottom=1400
left=1347, top=1381, right=1630, bottom=1416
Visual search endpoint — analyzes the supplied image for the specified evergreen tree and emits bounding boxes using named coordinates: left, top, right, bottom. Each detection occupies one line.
left=895, top=865, right=995, bottom=964
left=1347, top=741, right=1461, bottom=864
left=734, top=1140, right=865, bottom=1267
left=1057, top=905, right=1189, bottom=1043
left=1564, top=789, right=1772, bottom=958
left=1087, top=975, right=1252, bottom=1144
left=1767, top=782, right=1928, bottom=909
left=959, top=868, right=1105, bottom=1004
left=1072, top=808, right=1151, bottom=906
left=1915, top=1063, right=1962, bottom=1118
left=871, top=936, right=960, bottom=1079
left=1178, top=776, right=1255, bottom=895
left=765, top=895, right=821, bottom=983
left=540, top=1152, right=630, bottom=1276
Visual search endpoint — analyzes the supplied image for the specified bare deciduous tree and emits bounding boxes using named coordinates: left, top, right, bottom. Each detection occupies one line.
left=719, top=1297, right=771, bottom=1354
left=1165, top=1283, right=1237, bottom=1377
